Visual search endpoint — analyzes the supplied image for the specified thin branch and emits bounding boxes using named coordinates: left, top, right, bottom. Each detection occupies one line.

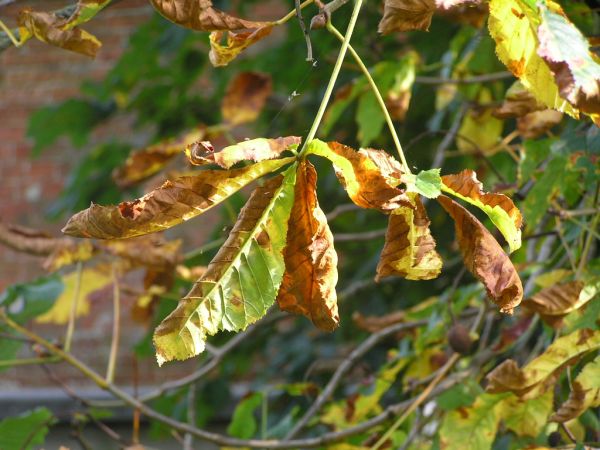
left=183, top=384, right=197, bottom=450
left=414, top=72, right=513, bottom=85
left=334, top=229, right=386, bottom=242
left=284, top=318, right=429, bottom=440
left=105, top=264, right=120, bottom=384
left=64, top=261, right=83, bottom=353
left=325, top=203, right=359, bottom=221
left=431, top=103, right=468, bottom=170
left=295, top=0, right=313, bottom=62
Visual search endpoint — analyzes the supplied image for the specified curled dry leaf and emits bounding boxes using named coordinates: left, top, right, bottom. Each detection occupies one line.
left=537, top=2, right=600, bottom=122
left=517, top=109, right=563, bottom=139
left=376, top=193, right=442, bottom=281
left=550, top=356, right=600, bottom=422
left=149, top=0, right=269, bottom=32
left=441, top=169, right=523, bottom=253
left=17, top=8, right=101, bottom=57
left=62, top=157, right=295, bottom=239
left=102, top=236, right=183, bottom=270
left=306, top=139, right=410, bottom=211
left=153, top=167, right=297, bottom=364
left=221, top=72, right=272, bottom=125
left=437, top=195, right=523, bottom=314
left=378, top=0, right=435, bottom=34
left=494, top=81, right=545, bottom=119
left=186, top=137, right=300, bottom=169
left=522, top=279, right=599, bottom=328
left=209, top=26, right=274, bottom=67
left=486, top=328, right=600, bottom=398
left=276, top=161, right=339, bottom=331
left=113, top=126, right=206, bottom=188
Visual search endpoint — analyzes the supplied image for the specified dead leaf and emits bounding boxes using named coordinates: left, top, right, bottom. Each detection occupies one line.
left=517, top=109, right=563, bottom=139
left=378, top=0, right=436, bottom=34
left=113, top=126, right=206, bottom=188
left=62, top=157, right=295, bottom=239
left=306, top=140, right=410, bottom=211
left=221, top=72, right=272, bottom=125
left=149, top=0, right=269, bottom=31
left=18, top=8, right=101, bottom=57
left=209, top=26, right=274, bottom=67
left=186, top=137, right=300, bottom=169
left=436, top=0, right=487, bottom=28
left=376, top=193, right=442, bottom=281
left=494, top=81, right=545, bottom=119
left=102, top=236, right=183, bottom=270
left=522, top=279, right=598, bottom=328
left=437, top=195, right=523, bottom=314
left=276, top=161, right=339, bottom=331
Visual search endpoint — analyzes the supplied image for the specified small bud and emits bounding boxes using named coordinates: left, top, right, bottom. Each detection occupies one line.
left=447, top=323, right=474, bottom=355
left=310, top=13, right=327, bottom=30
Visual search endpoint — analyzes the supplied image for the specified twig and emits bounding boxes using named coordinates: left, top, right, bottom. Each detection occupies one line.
left=578, top=182, right=600, bottom=277
left=0, top=309, right=469, bottom=449
left=334, top=229, right=386, bottom=242
left=183, top=384, right=197, bottom=450
left=326, top=203, right=359, bottom=221
left=284, top=318, right=429, bottom=440
left=64, top=261, right=83, bottom=353
left=554, top=217, right=577, bottom=273
left=105, top=264, right=120, bottom=384
left=322, top=0, right=351, bottom=16
left=274, top=0, right=314, bottom=26
left=414, top=72, right=513, bottom=85
left=327, top=22, right=411, bottom=174
left=431, top=103, right=468, bottom=170
left=295, top=0, right=313, bottom=62
left=299, top=0, right=363, bottom=154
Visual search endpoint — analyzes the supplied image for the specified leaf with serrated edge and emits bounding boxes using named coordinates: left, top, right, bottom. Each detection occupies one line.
left=153, top=166, right=297, bottom=364
left=522, top=279, right=599, bottom=328
left=406, top=168, right=442, bottom=199
left=186, top=137, right=300, bottom=169
left=62, top=157, right=295, bottom=239
left=442, top=169, right=523, bottom=253
left=114, top=126, right=206, bottom=188
left=488, top=0, right=578, bottom=118
left=149, top=0, right=269, bottom=31
left=486, top=328, right=600, bottom=398
left=551, top=356, right=600, bottom=422
left=437, top=195, right=523, bottom=314
left=305, top=139, right=409, bottom=211
left=209, top=26, right=274, bottom=67
left=276, top=161, right=339, bottom=331
left=377, top=193, right=442, bottom=281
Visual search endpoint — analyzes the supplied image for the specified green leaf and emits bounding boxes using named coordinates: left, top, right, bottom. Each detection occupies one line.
left=0, top=275, right=63, bottom=324
left=439, top=393, right=510, bottom=450
left=410, top=168, right=442, bottom=199
left=499, top=390, right=554, bottom=437
left=227, top=392, right=263, bottom=439
left=153, top=165, right=297, bottom=364
left=437, top=380, right=483, bottom=411
left=521, top=155, right=567, bottom=229
left=0, top=407, right=54, bottom=450
left=551, top=356, right=600, bottom=422
left=519, top=139, right=552, bottom=184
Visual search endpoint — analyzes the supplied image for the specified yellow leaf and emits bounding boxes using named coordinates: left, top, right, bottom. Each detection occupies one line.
left=551, top=356, right=600, bottom=422
left=209, top=26, right=274, bottom=67
left=36, top=266, right=112, bottom=324
left=498, top=390, right=554, bottom=437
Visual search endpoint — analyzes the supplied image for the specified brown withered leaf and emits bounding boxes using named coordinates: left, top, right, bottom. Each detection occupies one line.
left=437, top=195, right=523, bottom=314
left=0, top=222, right=95, bottom=271
left=494, top=81, right=545, bottom=119
left=306, top=140, right=410, bottom=211
left=209, top=26, right=274, bottom=67
left=522, top=280, right=598, bottom=328
left=62, top=157, right=295, bottom=239
left=376, top=193, right=442, bottom=281
left=102, top=236, right=183, bottom=270
left=550, top=356, right=600, bottom=423
left=486, top=329, right=600, bottom=398
left=221, top=72, right=272, bottom=125
left=186, top=137, right=300, bottom=169
left=149, top=0, right=269, bottom=32
left=359, top=148, right=404, bottom=184
left=17, top=8, right=101, bottom=57
left=276, top=161, right=339, bottom=331
left=517, top=109, right=563, bottom=139
left=442, top=169, right=523, bottom=253
left=378, top=0, right=435, bottom=34
left=113, top=126, right=206, bottom=188
left=352, top=310, right=405, bottom=333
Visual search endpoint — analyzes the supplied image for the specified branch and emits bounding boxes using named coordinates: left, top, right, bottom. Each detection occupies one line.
left=334, top=229, right=386, bottom=242
left=414, top=72, right=513, bottom=85
left=295, top=0, right=313, bottom=62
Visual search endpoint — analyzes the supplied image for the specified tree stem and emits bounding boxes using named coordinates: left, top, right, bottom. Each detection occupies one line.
left=326, top=22, right=411, bottom=174
left=64, top=261, right=83, bottom=353
left=106, top=264, right=120, bottom=384
left=299, top=0, right=363, bottom=155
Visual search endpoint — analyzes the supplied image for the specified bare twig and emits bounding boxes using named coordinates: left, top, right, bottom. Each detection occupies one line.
left=183, top=384, right=197, bottom=450
left=295, top=0, right=313, bottom=62
left=105, top=264, right=120, bottom=384
left=284, top=318, right=430, bottom=440
left=326, top=203, right=359, bottom=221
left=334, top=229, right=386, bottom=242
left=415, top=72, right=513, bottom=85
left=64, top=261, right=83, bottom=353
left=431, top=103, right=468, bottom=170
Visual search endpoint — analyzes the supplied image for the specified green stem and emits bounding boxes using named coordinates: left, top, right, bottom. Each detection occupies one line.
left=326, top=23, right=411, bottom=174
left=64, top=261, right=83, bottom=353
left=274, top=0, right=314, bottom=25
left=106, top=264, right=120, bottom=384
left=299, top=0, right=364, bottom=155
left=0, top=356, right=59, bottom=368
left=0, top=19, right=22, bottom=47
